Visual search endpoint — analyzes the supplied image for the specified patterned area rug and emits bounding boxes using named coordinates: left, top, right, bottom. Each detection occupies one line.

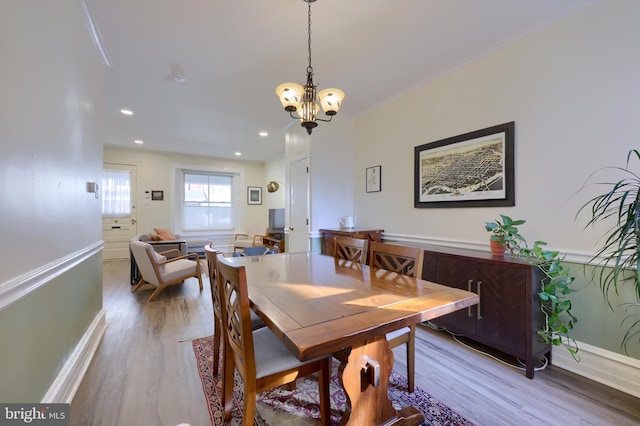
left=192, top=335, right=475, bottom=426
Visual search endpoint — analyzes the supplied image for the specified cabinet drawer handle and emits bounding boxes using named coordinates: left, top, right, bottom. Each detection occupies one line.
left=467, top=280, right=473, bottom=317
left=477, top=281, right=482, bottom=320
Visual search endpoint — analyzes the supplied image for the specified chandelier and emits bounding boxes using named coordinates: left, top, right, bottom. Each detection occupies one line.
left=275, top=0, right=345, bottom=135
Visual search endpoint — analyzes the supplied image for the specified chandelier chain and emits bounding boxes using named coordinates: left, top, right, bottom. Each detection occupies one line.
left=307, top=0, right=313, bottom=73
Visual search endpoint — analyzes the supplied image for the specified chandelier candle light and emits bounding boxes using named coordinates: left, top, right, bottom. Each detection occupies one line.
left=275, top=0, right=345, bottom=135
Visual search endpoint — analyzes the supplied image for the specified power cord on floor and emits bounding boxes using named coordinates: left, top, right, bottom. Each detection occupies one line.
left=421, top=321, right=549, bottom=373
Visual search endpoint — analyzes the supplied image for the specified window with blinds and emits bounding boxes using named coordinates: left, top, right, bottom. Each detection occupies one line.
left=182, top=171, right=235, bottom=231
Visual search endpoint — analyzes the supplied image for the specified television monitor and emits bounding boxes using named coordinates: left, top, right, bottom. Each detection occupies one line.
left=268, top=208, right=285, bottom=232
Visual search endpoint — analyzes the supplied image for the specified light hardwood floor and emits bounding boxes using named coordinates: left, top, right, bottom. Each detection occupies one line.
left=70, top=259, right=640, bottom=426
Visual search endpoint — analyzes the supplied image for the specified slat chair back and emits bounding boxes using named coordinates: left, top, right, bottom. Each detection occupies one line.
left=368, top=241, right=423, bottom=277
left=205, top=246, right=264, bottom=376
left=215, top=254, right=331, bottom=425
left=367, top=241, right=423, bottom=392
left=333, top=235, right=369, bottom=264
left=204, top=245, right=224, bottom=376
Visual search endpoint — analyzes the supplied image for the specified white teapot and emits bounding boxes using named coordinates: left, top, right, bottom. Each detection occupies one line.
left=339, top=216, right=357, bottom=229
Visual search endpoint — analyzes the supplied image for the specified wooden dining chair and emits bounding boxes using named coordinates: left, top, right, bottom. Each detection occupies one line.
left=332, top=235, right=369, bottom=264
left=216, top=253, right=331, bottom=425
left=368, top=241, right=424, bottom=392
left=204, top=245, right=264, bottom=376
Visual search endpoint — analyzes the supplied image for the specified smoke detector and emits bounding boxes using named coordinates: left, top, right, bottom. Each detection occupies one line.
left=171, top=71, right=186, bottom=83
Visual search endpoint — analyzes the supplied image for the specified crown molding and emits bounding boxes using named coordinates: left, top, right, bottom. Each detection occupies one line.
left=78, top=0, right=112, bottom=67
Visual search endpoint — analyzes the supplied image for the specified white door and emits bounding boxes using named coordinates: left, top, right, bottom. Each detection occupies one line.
left=288, top=156, right=310, bottom=252
left=102, top=163, right=137, bottom=260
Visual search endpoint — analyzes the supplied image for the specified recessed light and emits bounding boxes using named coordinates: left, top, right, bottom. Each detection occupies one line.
left=234, top=152, right=242, bottom=156
left=134, top=140, right=144, bottom=144
left=259, top=131, right=268, bottom=137
left=120, top=109, right=133, bottom=115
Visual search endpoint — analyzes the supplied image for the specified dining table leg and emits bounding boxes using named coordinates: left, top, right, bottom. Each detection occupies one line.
left=335, top=335, right=425, bottom=426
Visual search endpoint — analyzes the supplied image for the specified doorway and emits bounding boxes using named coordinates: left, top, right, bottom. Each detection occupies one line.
left=102, top=163, right=137, bottom=260
left=288, top=156, right=309, bottom=252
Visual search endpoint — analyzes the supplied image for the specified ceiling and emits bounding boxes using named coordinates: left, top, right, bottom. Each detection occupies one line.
left=89, top=0, right=597, bottom=162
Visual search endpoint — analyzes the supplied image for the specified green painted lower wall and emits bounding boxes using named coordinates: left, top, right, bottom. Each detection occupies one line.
left=0, top=252, right=103, bottom=402
left=565, top=262, right=640, bottom=359
left=310, top=236, right=322, bottom=254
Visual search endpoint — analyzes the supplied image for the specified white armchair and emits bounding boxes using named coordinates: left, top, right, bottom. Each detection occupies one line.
left=233, top=228, right=267, bottom=253
left=129, top=241, right=203, bottom=301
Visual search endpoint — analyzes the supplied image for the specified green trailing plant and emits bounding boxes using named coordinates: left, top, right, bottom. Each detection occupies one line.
left=484, top=214, right=527, bottom=253
left=486, top=215, right=579, bottom=358
left=576, top=149, right=640, bottom=352
left=519, top=241, right=579, bottom=359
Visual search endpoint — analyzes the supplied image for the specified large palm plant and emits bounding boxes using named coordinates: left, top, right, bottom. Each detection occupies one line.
left=577, top=149, right=640, bottom=351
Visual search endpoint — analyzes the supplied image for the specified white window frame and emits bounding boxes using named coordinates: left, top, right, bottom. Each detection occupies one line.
left=170, top=163, right=243, bottom=235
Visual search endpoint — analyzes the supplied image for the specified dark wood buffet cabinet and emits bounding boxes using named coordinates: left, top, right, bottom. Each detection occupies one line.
left=420, top=245, right=550, bottom=379
left=319, top=228, right=384, bottom=256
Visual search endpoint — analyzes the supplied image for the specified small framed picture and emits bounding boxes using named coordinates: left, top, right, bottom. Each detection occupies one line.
left=366, top=165, right=382, bottom=193
left=247, top=186, right=262, bottom=205
left=151, top=190, right=164, bottom=201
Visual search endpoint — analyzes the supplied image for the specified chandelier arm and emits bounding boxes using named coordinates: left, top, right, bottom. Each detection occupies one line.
left=315, top=116, right=333, bottom=123
left=289, top=111, right=302, bottom=120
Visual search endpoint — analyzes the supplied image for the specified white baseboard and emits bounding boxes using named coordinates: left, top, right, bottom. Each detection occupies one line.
left=41, top=309, right=107, bottom=403
left=552, top=340, right=640, bottom=398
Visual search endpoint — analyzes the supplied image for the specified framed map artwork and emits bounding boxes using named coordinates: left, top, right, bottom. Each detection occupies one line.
left=414, top=122, right=515, bottom=208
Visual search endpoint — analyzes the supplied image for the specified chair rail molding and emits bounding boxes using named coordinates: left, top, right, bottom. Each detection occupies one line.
left=379, top=232, right=595, bottom=265
left=0, top=241, right=104, bottom=312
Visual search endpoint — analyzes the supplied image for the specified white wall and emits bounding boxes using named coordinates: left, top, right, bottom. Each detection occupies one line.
left=354, top=0, right=640, bottom=253
left=1, top=1, right=104, bottom=282
left=264, top=156, right=286, bottom=211
left=309, top=118, right=356, bottom=231
left=104, top=147, right=269, bottom=236
left=353, top=0, right=640, bottom=362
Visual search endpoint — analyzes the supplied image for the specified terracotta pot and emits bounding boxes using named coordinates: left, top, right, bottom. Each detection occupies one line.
left=490, top=239, right=505, bottom=256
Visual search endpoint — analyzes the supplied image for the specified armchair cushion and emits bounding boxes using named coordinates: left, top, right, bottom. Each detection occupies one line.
left=162, top=258, right=199, bottom=282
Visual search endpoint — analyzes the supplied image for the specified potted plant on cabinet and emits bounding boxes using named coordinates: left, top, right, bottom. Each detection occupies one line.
left=577, top=149, right=640, bottom=352
left=484, top=214, right=526, bottom=256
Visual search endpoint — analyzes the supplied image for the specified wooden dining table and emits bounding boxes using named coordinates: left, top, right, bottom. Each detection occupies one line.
left=227, top=252, right=479, bottom=425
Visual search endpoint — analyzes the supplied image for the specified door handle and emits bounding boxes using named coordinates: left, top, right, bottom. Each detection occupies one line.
left=467, top=280, right=473, bottom=317
left=477, top=281, right=482, bottom=320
